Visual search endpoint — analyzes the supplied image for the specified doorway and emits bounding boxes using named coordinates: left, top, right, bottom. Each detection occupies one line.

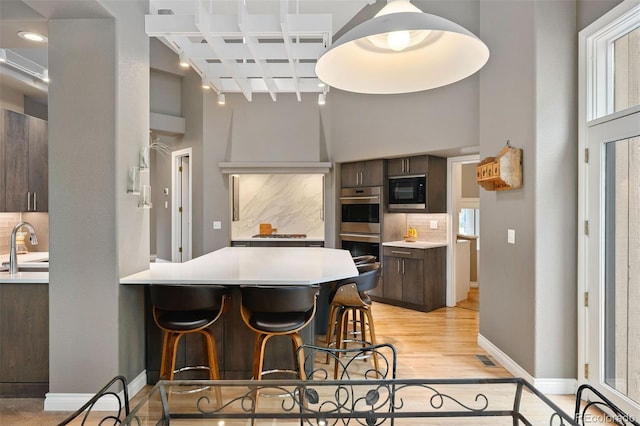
left=447, top=155, right=480, bottom=310
left=579, top=0, right=640, bottom=414
left=171, top=148, right=192, bottom=262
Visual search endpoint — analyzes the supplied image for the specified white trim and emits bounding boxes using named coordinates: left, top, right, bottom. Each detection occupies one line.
left=172, top=148, right=193, bottom=262
left=478, top=335, right=577, bottom=395
left=44, top=371, right=147, bottom=412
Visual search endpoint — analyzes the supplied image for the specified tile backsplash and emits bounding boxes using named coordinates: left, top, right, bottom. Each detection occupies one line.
left=0, top=213, right=23, bottom=254
left=406, top=213, right=449, bottom=243
left=0, top=212, right=50, bottom=254
left=231, top=174, right=325, bottom=239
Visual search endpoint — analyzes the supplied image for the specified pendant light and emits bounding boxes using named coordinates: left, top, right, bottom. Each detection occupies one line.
left=315, top=0, right=489, bottom=94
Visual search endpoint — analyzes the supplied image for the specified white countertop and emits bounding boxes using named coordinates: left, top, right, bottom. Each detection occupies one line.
left=383, top=241, right=449, bottom=249
left=0, top=252, right=49, bottom=283
left=121, top=246, right=358, bottom=285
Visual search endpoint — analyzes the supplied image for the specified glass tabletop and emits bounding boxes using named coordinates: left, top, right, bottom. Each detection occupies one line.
left=123, top=377, right=578, bottom=425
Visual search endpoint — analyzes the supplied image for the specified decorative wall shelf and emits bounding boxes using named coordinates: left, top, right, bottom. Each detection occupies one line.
left=476, top=143, right=523, bottom=191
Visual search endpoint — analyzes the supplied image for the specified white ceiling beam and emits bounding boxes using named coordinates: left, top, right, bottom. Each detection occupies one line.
left=196, top=1, right=252, bottom=101
left=280, top=0, right=300, bottom=102
left=201, top=62, right=316, bottom=79
left=146, top=12, right=331, bottom=36
left=238, top=1, right=278, bottom=102
left=217, top=77, right=326, bottom=94
left=174, top=41, right=323, bottom=61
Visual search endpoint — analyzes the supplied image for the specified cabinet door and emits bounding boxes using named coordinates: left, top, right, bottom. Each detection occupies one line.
left=0, top=284, right=49, bottom=385
left=361, top=159, right=384, bottom=186
left=423, top=247, right=447, bottom=311
left=427, top=156, right=447, bottom=213
left=402, top=258, right=424, bottom=305
left=387, top=158, right=405, bottom=176
left=3, top=110, right=29, bottom=212
left=28, top=116, right=48, bottom=212
left=382, top=256, right=403, bottom=301
left=340, top=162, right=361, bottom=187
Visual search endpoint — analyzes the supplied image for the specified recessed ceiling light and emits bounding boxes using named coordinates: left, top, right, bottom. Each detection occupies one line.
left=17, top=31, right=48, bottom=43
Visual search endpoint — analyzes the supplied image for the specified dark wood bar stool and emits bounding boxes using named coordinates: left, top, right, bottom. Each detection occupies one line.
left=324, top=263, right=382, bottom=377
left=150, top=285, right=229, bottom=382
left=239, top=285, right=319, bottom=381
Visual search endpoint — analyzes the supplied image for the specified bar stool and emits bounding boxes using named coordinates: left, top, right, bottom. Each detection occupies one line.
left=324, top=263, right=381, bottom=377
left=150, top=285, right=229, bottom=382
left=239, top=285, right=319, bottom=381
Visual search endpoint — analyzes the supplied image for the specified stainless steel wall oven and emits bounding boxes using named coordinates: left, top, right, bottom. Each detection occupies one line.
left=340, top=187, right=383, bottom=261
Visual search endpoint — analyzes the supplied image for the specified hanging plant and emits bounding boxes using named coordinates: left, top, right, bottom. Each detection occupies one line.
left=140, top=135, right=171, bottom=169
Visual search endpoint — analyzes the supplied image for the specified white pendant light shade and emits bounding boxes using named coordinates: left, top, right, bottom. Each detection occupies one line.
left=316, top=1, right=489, bottom=94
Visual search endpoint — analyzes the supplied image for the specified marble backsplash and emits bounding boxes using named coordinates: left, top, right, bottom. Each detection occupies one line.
left=231, top=174, right=325, bottom=239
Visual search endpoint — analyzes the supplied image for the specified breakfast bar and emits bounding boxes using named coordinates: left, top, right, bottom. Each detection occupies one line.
left=120, top=247, right=358, bottom=381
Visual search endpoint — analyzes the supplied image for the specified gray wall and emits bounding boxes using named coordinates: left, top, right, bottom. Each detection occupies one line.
left=48, top=0, right=148, bottom=393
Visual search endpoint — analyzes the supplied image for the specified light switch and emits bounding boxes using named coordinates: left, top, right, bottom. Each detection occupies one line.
left=430, top=220, right=438, bottom=229
left=163, top=188, right=169, bottom=195
left=164, top=201, right=168, bottom=209
left=507, top=229, right=515, bottom=244
left=213, top=221, right=222, bottom=230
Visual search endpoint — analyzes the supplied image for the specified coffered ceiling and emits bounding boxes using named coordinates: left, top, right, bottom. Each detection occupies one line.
left=0, top=0, right=381, bottom=102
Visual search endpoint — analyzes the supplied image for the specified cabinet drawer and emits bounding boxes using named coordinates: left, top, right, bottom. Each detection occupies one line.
left=383, top=246, right=424, bottom=260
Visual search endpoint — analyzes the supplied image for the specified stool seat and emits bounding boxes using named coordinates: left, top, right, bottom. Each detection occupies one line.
left=250, top=312, right=311, bottom=332
left=155, top=310, right=221, bottom=331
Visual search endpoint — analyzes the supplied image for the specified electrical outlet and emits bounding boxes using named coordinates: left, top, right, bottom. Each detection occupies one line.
left=213, top=221, right=222, bottom=230
left=430, top=220, right=438, bottom=229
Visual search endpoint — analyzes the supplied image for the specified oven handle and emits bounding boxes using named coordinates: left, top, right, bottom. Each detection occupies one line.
left=340, top=233, right=381, bottom=243
left=339, top=196, right=380, bottom=201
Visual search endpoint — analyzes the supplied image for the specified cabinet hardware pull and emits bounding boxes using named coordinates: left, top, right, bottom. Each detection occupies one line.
left=397, top=259, right=400, bottom=274
left=402, top=259, right=405, bottom=274
left=391, top=250, right=411, bottom=255
left=407, top=158, right=410, bottom=173
left=33, top=192, right=37, bottom=211
left=27, top=192, right=31, bottom=211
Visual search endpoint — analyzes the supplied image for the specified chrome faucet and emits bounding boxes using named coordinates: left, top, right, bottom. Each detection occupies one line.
left=9, top=222, right=38, bottom=274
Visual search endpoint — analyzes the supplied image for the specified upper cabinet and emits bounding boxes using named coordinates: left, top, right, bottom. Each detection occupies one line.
left=340, top=159, right=384, bottom=188
left=387, top=155, right=430, bottom=176
left=386, top=155, right=447, bottom=213
left=1, top=109, right=48, bottom=212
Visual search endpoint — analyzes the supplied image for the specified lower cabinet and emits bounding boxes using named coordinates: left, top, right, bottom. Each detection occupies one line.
left=380, top=246, right=446, bottom=312
left=0, top=283, right=49, bottom=397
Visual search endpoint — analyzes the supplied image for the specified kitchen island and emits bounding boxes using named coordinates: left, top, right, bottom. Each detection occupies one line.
left=121, top=247, right=358, bottom=381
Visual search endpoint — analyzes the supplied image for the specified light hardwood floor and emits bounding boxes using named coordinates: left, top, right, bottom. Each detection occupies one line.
left=0, top=300, right=581, bottom=425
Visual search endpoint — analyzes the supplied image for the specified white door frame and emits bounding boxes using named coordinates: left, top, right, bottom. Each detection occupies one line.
left=578, top=0, right=640, bottom=413
left=171, top=148, right=192, bottom=262
left=446, top=154, right=480, bottom=307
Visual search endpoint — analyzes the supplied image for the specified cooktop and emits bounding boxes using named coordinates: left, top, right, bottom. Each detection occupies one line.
left=252, top=234, right=307, bottom=239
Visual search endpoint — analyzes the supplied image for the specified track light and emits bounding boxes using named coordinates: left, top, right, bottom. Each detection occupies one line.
left=218, top=93, right=226, bottom=105
left=179, top=53, right=189, bottom=68
left=318, top=93, right=326, bottom=106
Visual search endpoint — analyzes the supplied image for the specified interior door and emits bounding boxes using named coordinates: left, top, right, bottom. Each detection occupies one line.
left=586, top=109, right=640, bottom=415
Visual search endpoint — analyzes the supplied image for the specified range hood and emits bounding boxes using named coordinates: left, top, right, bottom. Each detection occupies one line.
left=218, top=162, right=332, bottom=174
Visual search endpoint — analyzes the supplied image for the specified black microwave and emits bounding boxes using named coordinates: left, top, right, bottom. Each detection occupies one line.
left=388, top=174, right=426, bottom=210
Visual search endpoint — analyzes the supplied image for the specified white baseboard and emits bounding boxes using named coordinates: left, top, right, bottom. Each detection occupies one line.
left=477, top=334, right=576, bottom=395
left=44, top=370, right=147, bottom=412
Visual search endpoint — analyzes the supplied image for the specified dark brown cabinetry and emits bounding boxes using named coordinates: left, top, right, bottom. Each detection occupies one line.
left=379, top=246, right=446, bottom=312
left=0, top=109, right=48, bottom=212
left=0, top=283, right=49, bottom=397
left=386, top=155, right=446, bottom=213
left=387, top=155, right=430, bottom=176
left=340, top=159, right=384, bottom=188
